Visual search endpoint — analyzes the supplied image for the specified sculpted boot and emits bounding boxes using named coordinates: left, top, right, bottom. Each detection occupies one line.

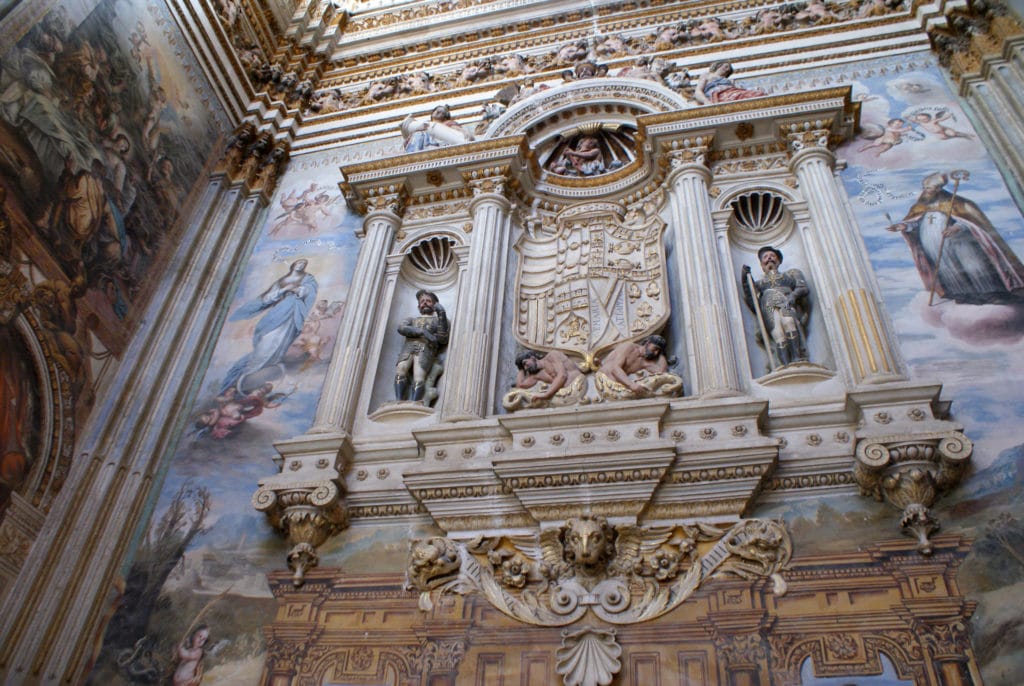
left=786, top=334, right=805, bottom=363
left=395, top=376, right=408, bottom=401
left=776, top=342, right=791, bottom=367
left=411, top=382, right=426, bottom=402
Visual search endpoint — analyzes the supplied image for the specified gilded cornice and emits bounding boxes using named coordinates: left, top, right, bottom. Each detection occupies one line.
left=642, top=86, right=854, bottom=127
left=341, top=136, right=527, bottom=178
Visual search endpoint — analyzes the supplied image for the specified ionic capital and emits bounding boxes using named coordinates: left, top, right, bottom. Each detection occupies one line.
left=781, top=120, right=836, bottom=165
left=361, top=184, right=409, bottom=221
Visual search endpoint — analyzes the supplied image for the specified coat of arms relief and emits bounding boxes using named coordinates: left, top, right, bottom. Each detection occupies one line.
left=516, top=201, right=668, bottom=361
left=506, top=201, right=683, bottom=408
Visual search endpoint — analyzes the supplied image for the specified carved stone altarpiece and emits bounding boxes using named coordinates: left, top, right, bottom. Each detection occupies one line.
left=255, top=88, right=972, bottom=628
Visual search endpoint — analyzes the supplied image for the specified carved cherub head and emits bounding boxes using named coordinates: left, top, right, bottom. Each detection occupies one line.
left=561, top=515, right=615, bottom=569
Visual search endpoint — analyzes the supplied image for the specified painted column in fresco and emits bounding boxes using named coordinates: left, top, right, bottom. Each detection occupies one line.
left=440, top=168, right=512, bottom=421
left=311, top=188, right=406, bottom=432
left=785, top=125, right=904, bottom=385
left=0, top=164, right=274, bottom=676
left=664, top=137, right=743, bottom=397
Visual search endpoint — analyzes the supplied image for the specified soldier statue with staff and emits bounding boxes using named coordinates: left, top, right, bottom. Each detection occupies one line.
left=741, top=246, right=811, bottom=370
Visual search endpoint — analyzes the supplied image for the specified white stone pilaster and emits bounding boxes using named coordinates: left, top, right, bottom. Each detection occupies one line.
left=440, top=169, right=512, bottom=421
left=665, top=139, right=742, bottom=397
left=786, top=127, right=903, bottom=385
left=310, top=190, right=405, bottom=433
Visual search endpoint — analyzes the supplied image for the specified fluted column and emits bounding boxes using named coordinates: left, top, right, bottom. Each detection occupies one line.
left=785, top=124, right=904, bottom=385
left=310, top=186, right=406, bottom=433
left=664, top=137, right=742, bottom=397
left=440, top=167, right=512, bottom=421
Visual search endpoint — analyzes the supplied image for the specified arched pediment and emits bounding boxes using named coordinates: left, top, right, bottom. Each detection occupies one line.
left=485, top=77, right=693, bottom=140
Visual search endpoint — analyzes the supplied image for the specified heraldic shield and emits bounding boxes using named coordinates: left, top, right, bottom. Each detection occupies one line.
left=514, top=202, right=669, bottom=362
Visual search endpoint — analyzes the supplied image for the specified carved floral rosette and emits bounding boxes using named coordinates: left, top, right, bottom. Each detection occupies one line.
left=405, top=516, right=791, bottom=627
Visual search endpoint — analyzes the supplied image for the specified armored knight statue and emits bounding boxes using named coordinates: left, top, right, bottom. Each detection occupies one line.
left=502, top=349, right=587, bottom=410
left=593, top=334, right=683, bottom=400
left=741, top=246, right=811, bottom=369
left=395, top=290, right=449, bottom=404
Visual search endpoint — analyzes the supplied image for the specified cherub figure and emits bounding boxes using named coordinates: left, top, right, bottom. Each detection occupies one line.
left=458, top=58, right=492, bottom=85
left=690, top=17, right=733, bottom=41
left=909, top=110, right=974, bottom=140
left=494, top=54, right=533, bottom=76
left=555, top=40, right=589, bottom=65
left=269, top=183, right=336, bottom=235
left=171, top=625, right=209, bottom=686
left=561, top=60, right=607, bottom=81
left=548, top=135, right=606, bottom=176
left=617, top=56, right=673, bottom=84
left=194, top=383, right=290, bottom=439
left=653, top=24, right=687, bottom=50
left=309, top=88, right=345, bottom=114
left=129, top=21, right=150, bottom=64
left=363, top=77, right=397, bottom=103
left=594, top=34, right=631, bottom=57
left=291, top=298, right=344, bottom=367
left=399, top=71, right=433, bottom=95
left=857, top=117, right=917, bottom=156
left=794, top=0, right=840, bottom=23
left=748, top=7, right=789, bottom=34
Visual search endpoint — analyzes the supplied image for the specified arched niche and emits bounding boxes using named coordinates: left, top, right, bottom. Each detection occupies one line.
left=0, top=312, right=75, bottom=512
left=483, top=78, right=692, bottom=203
left=485, top=77, right=692, bottom=140
left=364, top=230, right=463, bottom=424
left=718, top=184, right=837, bottom=384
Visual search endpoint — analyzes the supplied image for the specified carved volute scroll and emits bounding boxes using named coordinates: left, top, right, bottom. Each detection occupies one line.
left=853, top=432, right=972, bottom=554
left=253, top=479, right=348, bottom=586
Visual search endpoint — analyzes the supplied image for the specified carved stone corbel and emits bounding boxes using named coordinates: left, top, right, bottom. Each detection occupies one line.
left=928, top=0, right=1024, bottom=84
left=252, top=479, right=348, bottom=586
left=252, top=141, right=291, bottom=197
left=852, top=432, right=972, bottom=554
